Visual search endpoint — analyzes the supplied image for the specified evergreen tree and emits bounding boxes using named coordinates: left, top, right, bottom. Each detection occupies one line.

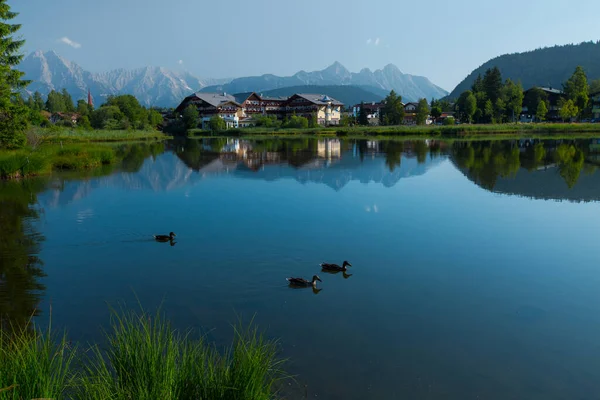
left=483, top=67, right=503, bottom=104
left=357, top=102, right=369, bottom=125
left=415, top=98, right=429, bottom=125
left=380, top=90, right=404, bottom=125
left=61, top=88, right=75, bottom=112
left=76, top=99, right=92, bottom=116
left=0, top=0, right=29, bottom=148
left=33, top=91, right=44, bottom=111
left=457, top=90, right=477, bottom=123
left=471, top=74, right=484, bottom=93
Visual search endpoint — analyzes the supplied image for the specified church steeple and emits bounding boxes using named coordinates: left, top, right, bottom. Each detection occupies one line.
left=87, top=89, right=93, bottom=108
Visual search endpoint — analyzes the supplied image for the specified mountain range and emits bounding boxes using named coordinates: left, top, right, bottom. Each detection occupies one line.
left=200, top=62, right=448, bottom=102
left=448, top=41, right=600, bottom=99
left=19, top=51, right=448, bottom=107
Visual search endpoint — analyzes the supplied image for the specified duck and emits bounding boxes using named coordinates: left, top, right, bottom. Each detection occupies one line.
left=154, top=232, right=176, bottom=242
left=320, top=260, right=352, bottom=272
left=286, top=275, right=322, bottom=287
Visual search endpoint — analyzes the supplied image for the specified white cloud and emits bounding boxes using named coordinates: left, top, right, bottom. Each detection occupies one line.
left=178, top=59, right=184, bottom=65
left=375, top=38, right=380, bottom=46
left=366, top=38, right=372, bottom=45
left=59, top=37, right=81, bottom=49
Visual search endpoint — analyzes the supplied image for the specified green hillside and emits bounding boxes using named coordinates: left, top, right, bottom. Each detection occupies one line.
left=449, top=41, right=600, bottom=99
left=260, top=85, right=386, bottom=106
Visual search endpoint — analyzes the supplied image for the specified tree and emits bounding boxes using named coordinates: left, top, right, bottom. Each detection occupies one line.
left=76, top=99, right=92, bottom=116
left=563, top=66, right=589, bottom=117
left=45, top=90, right=66, bottom=113
left=181, top=105, right=199, bottom=130
left=357, top=102, right=369, bottom=125
left=282, top=115, right=309, bottom=129
left=380, top=90, right=404, bottom=125
left=430, top=105, right=442, bottom=122
left=559, top=99, right=579, bottom=122
left=61, top=88, right=74, bottom=112
left=105, top=94, right=148, bottom=129
left=415, top=98, right=429, bottom=125
left=590, top=79, right=600, bottom=95
left=483, top=67, right=503, bottom=103
left=33, top=91, right=44, bottom=111
left=536, top=101, right=548, bottom=122
left=471, top=74, right=484, bottom=93
left=308, top=113, right=318, bottom=128
left=0, top=1, right=29, bottom=148
left=90, top=105, right=124, bottom=129
left=208, top=115, right=226, bottom=132
left=147, top=109, right=163, bottom=128
left=501, top=79, right=524, bottom=122
left=523, top=87, right=548, bottom=116
left=457, top=90, right=477, bottom=123
left=484, top=99, right=494, bottom=123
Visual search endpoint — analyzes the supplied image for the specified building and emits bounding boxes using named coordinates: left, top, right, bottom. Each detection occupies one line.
left=285, top=94, right=343, bottom=125
left=591, top=90, right=600, bottom=121
left=352, top=102, right=384, bottom=125
left=521, top=87, right=565, bottom=122
left=403, top=102, right=418, bottom=124
left=50, top=112, right=80, bottom=125
left=175, top=92, right=344, bottom=129
left=175, top=93, right=243, bottom=129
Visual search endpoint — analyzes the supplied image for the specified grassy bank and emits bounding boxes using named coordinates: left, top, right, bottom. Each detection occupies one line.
left=0, top=308, right=285, bottom=400
left=33, top=127, right=169, bottom=144
left=190, top=122, right=600, bottom=139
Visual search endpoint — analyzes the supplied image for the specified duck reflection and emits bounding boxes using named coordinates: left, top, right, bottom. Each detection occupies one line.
left=321, top=270, right=353, bottom=280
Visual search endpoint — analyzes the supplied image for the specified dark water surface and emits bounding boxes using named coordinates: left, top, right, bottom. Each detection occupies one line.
left=2, top=137, right=600, bottom=399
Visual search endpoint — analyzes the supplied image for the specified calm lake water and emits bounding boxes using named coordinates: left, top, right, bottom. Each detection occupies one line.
left=3, top=137, right=600, bottom=399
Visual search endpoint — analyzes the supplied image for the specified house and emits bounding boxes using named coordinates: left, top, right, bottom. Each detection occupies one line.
left=50, top=112, right=80, bottom=125
left=285, top=94, right=343, bottom=125
left=352, top=102, right=384, bottom=125
left=403, top=102, right=418, bottom=124
left=521, top=87, right=565, bottom=122
left=175, top=93, right=243, bottom=129
left=591, top=90, right=600, bottom=121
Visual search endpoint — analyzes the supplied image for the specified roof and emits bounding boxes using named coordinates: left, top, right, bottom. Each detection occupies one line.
left=190, top=93, right=241, bottom=107
left=404, top=102, right=419, bottom=107
left=260, top=96, right=288, bottom=102
left=233, top=92, right=258, bottom=104
left=526, top=87, right=564, bottom=95
left=293, top=93, right=344, bottom=106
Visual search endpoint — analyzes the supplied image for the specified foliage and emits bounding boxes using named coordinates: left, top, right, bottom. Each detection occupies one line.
left=308, top=113, right=318, bottom=128
left=0, top=1, right=28, bottom=149
left=76, top=99, right=92, bottom=116
left=282, top=115, right=309, bottom=129
left=449, top=41, right=600, bottom=99
left=61, top=88, right=75, bottom=112
left=45, top=90, right=66, bottom=113
left=104, top=95, right=148, bottom=129
left=254, top=115, right=280, bottom=128
left=90, top=105, right=124, bottom=129
left=430, top=105, right=442, bottom=121
left=380, top=90, right=404, bottom=125
left=147, top=109, right=163, bottom=128
left=443, top=117, right=455, bottom=125
left=357, top=101, right=369, bottom=126
left=536, top=100, right=548, bottom=121
left=208, top=115, right=226, bottom=132
left=182, top=105, right=199, bottom=130
left=501, top=79, right=524, bottom=122
left=523, top=87, right=548, bottom=115
left=483, top=67, right=503, bottom=103
left=563, top=65, right=589, bottom=115
left=415, top=98, right=429, bottom=125
left=590, top=79, right=600, bottom=95
left=558, top=99, right=579, bottom=121
left=457, top=90, right=477, bottom=123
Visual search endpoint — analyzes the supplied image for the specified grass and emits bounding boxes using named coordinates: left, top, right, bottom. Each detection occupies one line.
left=0, top=308, right=286, bottom=400
left=32, top=126, right=170, bottom=144
left=0, top=321, right=78, bottom=400
left=190, top=122, right=600, bottom=139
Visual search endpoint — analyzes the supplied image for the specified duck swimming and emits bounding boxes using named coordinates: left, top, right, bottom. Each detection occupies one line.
left=286, top=275, right=322, bottom=287
left=320, top=261, right=352, bottom=272
left=154, top=232, right=176, bottom=242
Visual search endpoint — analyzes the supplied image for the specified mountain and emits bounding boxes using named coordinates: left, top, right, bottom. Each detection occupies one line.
left=260, top=85, right=388, bottom=106
left=449, top=41, right=600, bottom=99
left=201, top=62, right=448, bottom=102
left=19, top=50, right=227, bottom=107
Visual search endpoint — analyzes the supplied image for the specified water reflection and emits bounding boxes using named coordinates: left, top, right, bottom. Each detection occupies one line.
left=0, top=179, right=47, bottom=332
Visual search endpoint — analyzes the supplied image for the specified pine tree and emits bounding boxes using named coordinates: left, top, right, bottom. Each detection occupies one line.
left=61, top=88, right=75, bottom=112
left=0, top=0, right=29, bottom=148
left=357, top=102, right=369, bottom=125
left=33, top=91, right=44, bottom=111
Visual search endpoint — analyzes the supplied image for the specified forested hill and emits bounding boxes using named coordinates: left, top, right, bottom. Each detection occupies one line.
left=449, top=41, right=600, bottom=99
left=260, top=85, right=388, bottom=106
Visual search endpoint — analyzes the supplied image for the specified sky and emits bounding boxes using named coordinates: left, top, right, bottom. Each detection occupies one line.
left=13, top=0, right=600, bottom=92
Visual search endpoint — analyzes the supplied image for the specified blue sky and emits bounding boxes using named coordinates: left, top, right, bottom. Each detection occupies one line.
left=13, top=0, right=600, bottom=91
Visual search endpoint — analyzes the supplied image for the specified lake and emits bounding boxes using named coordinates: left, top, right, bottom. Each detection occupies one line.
left=2, top=137, right=600, bottom=399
